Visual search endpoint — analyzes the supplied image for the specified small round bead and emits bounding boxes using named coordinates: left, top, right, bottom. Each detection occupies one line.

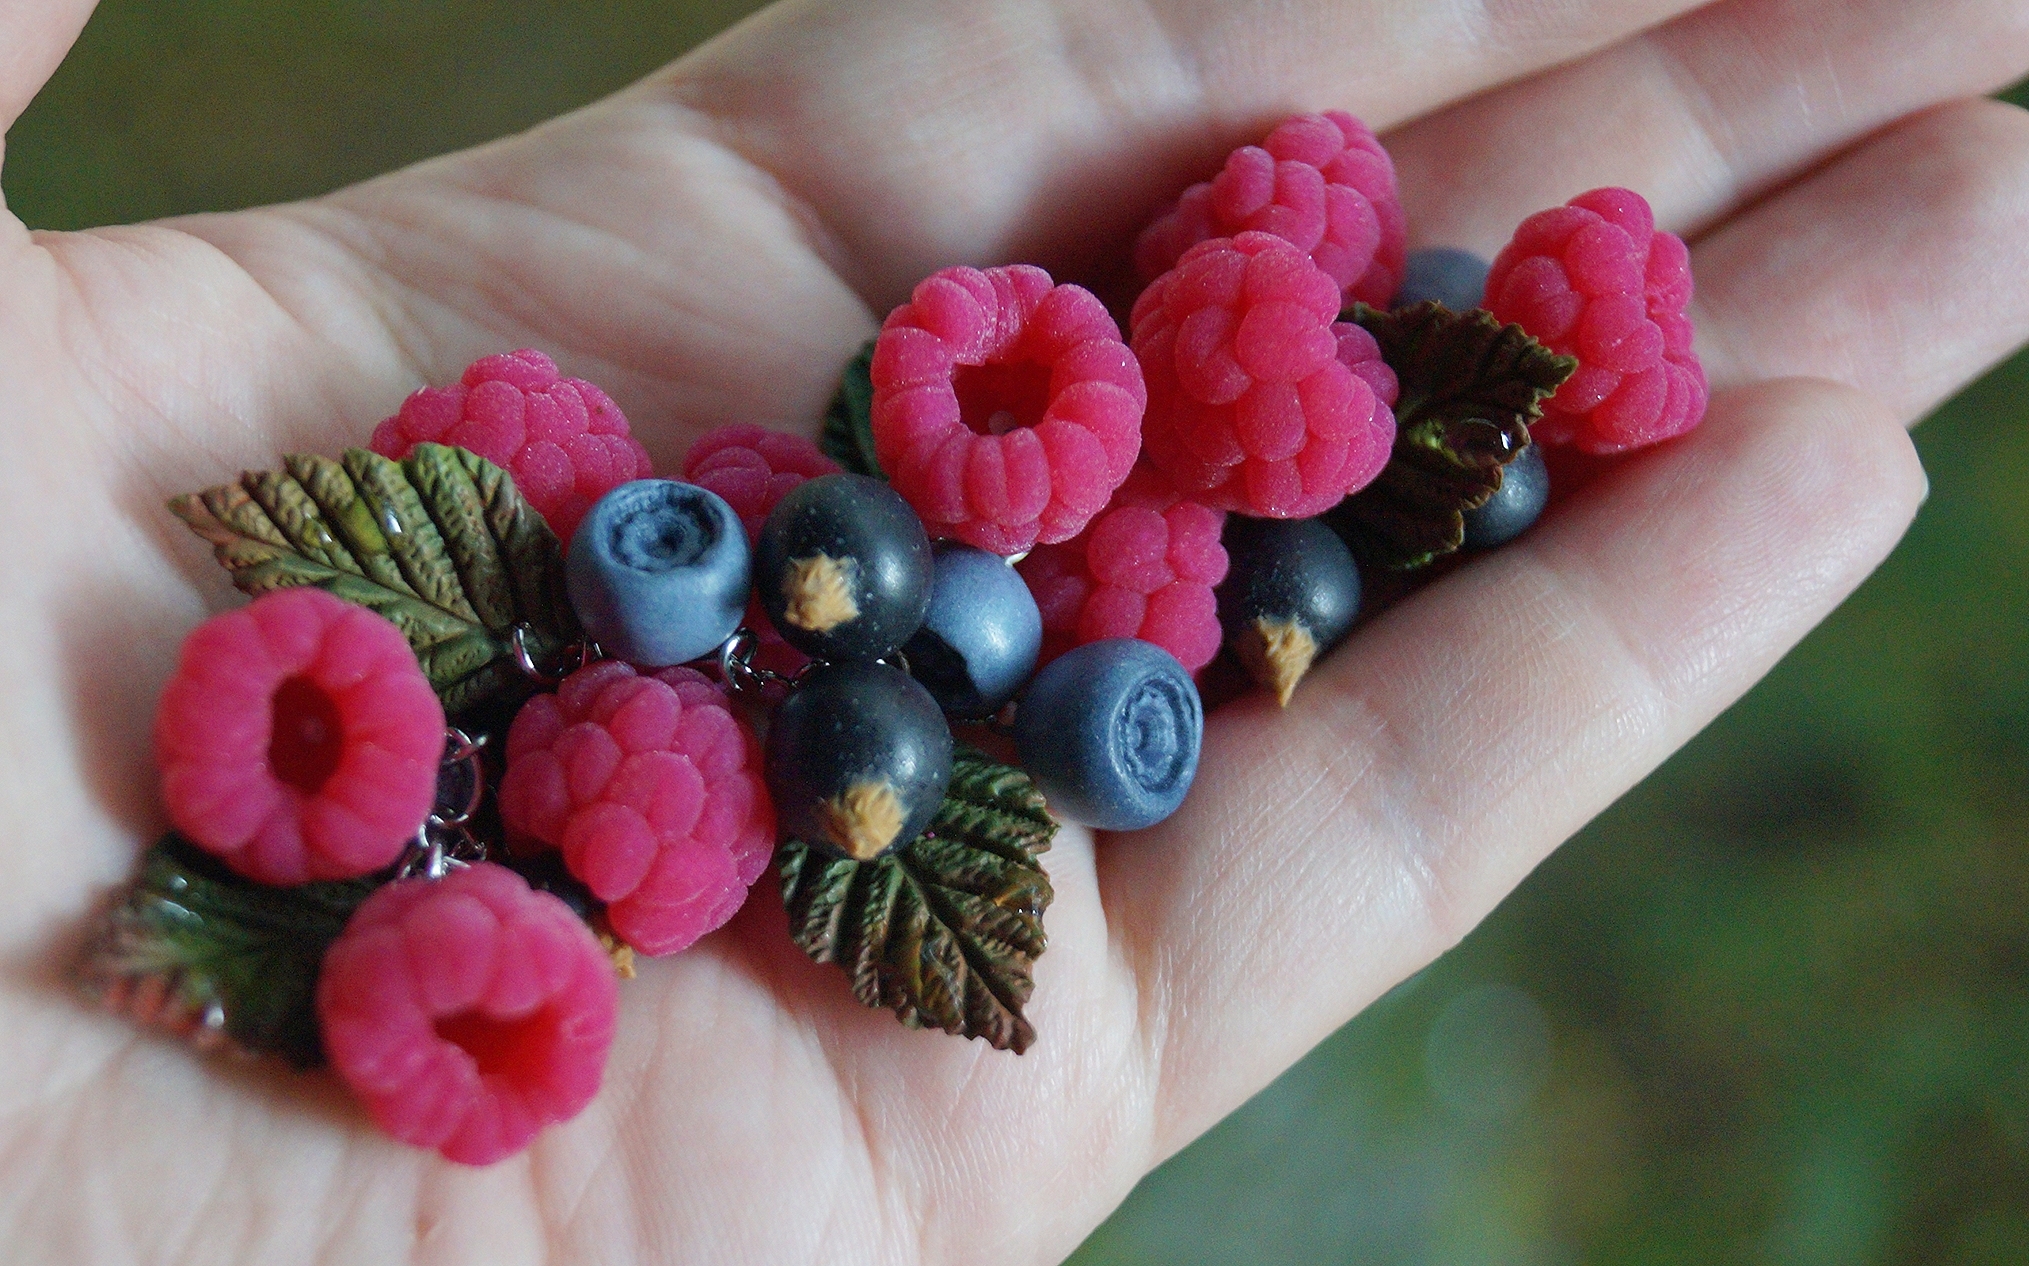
left=765, top=661, right=953, bottom=860
left=1394, top=248, right=1492, bottom=312
left=1014, top=639, right=1202, bottom=832
left=566, top=480, right=750, bottom=668
left=904, top=543, right=1043, bottom=719
left=1215, top=517, right=1361, bottom=706
left=755, top=473, right=933, bottom=663
left=1462, top=443, right=1550, bottom=549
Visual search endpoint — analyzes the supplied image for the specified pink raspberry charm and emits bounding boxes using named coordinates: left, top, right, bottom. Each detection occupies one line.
left=1133, top=232, right=1398, bottom=518
left=1017, top=467, right=1229, bottom=674
left=497, top=662, right=774, bottom=957
left=870, top=264, right=1147, bottom=554
left=681, top=423, right=840, bottom=535
left=154, top=588, right=446, bottom=886
left=370, top=348, right=653, bottom=544
left=1484, top=188, right=1708, bottom=453
left=1136, top=111, right=1407, bottom=309
left=316, top=861, right=619, bottom=1166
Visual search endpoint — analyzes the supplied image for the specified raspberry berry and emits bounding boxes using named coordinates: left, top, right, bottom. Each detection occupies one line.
left=315, top=862, right=618, bottom=1166
left=498, top=662, right=774, bottom=957
left=1016, top=474, right=1229, bottom=675
left=154, top=588, right=446, bottom=886
left=370, top=349, right=653, bottom=544
left=1483, top=188, right=1708, bottom=453
left=870, top=264, right=1146, bottom=553
left=1135, top=111, right=1407, bottom=309
left=681, top=424, right=840, bottom=536
left=1132, top=232, right=1398, bottom=518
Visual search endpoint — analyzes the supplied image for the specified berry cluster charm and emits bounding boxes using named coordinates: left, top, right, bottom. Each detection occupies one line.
left=97, top=104, right=1708, bottom=1166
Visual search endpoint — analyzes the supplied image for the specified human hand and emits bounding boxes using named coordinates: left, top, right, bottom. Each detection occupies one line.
left=3, top=0, right=2026, bottom=1261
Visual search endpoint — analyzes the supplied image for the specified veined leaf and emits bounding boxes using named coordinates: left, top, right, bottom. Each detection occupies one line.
left=780, top=748, right=1055, bottom=1053
left=79, top=835, right=378, bottom=1067
left=819, top=339, right=885, bottom=479
left=1325, top=303, right=1576, bottom=571
left=171, top=443, right=579, bottom=713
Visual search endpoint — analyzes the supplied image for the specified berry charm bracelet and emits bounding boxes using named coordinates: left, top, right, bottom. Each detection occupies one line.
left=81, top=110, right=1706, bottom=1165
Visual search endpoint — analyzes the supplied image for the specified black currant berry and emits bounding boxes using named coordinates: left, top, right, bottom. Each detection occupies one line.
left=756, top=473, right=933, bottom=663
left=1461, top=442, right=1549, bottom=550
left=765, top=661, right=954, bottom=861
left=1215, top=516, right=1361, bottom=706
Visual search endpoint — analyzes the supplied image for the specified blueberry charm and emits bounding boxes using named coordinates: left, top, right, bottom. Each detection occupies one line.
left=766, top=661, right=954, bottom=860
left=756, top=473, right=934, bottom=663
left=903, top=543, right=1043, bottom=719
left=1462, top=442, right=1550, bottom=550
left=1394, top=247, right=1492, bottom=312
left=1215, top=517, right=1361, bottom=707
left=566, top=480, right=749, bottom=667
left=1015, top=639, right=1202, bottom=832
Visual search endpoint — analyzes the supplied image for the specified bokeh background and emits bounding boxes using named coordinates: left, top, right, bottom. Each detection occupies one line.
left=8, top=2, right=2026, bottom=1261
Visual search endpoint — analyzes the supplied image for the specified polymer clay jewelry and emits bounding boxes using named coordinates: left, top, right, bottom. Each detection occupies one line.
left=83, top=110, right=1706, bottom=1165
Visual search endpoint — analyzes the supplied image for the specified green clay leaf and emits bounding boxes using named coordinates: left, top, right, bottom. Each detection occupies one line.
left=79, top=835, right=378, bottom=1067
left=779, top=747, right=1056, bottom=1053
left=170, top=443, right=580, bottom=713
left=1324, top=303, right=1577, bottom=571
left=819, top=339, right=885, bottom=479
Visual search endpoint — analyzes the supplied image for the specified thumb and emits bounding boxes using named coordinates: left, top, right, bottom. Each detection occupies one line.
left=0, top=1, right=99, bottom=142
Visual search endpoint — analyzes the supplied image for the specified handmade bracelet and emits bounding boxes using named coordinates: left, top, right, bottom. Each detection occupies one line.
left=81, top=109, right=1706, bottom=1165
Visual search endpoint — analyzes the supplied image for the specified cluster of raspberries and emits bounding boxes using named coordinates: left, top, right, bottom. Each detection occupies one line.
left=865, top=110, right=1704, bottom=673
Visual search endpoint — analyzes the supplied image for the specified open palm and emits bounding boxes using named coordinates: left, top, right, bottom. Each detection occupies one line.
left=4, top=0, right=2026, bottom=1261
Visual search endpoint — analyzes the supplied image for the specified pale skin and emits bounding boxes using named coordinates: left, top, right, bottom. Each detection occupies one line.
left=1, top=0, right=2026, bottom=1260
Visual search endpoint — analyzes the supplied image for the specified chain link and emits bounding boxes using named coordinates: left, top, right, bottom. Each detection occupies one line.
left=509, top=623, right=600, bottom=682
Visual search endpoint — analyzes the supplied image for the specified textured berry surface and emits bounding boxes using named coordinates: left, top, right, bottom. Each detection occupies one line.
left=1395, top=247, right=1492, bottom=313
left=370, top=348, right=652, bottom=544
left=1016, top=483, right=1228, bottom=675
left=681, top=424, right=840, bottom=537
left=155, top=587, right=445, bottom=886
left=1462, top=442, right=1550, bottom=549
left=755, top=473, right=933, bottom=663
left=1484, top=188, right=1708, bottom=453
left=498, top=662, right=774, bottom=956
left=870, top=264, right=1145, bottom=552
left=680, top=423, right=839, bottom=674
left=566, top=480, right=749, bottom=668
left=316, top=862, right=618, bottom=1166
left=903, top=542, right=1043, bottom=719
left=765, top=661, right=953, bottom=861
left=1014, top=639, right=1203, bottom=832
left=1133, top=233, right=1398, bottom=518
left=1136, top=111, right=1407, bottom=309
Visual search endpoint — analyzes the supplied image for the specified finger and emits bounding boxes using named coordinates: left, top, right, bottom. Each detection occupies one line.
left=651, top=0, right=1716, bottom=303
left=1105, top=377, right=1925, bottom=1152
left=1694, top=98, right=2029, bottom=421
left=1386, top=0, right=2029, bottom=253
left=0, top=0, right=98, bottom=138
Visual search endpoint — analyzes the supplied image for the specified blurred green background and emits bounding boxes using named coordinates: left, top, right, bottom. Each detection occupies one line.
left=9, top=3, right=2025, bottom=1262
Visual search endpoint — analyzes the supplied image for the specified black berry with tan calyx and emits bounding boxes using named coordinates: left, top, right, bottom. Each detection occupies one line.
left=765, top=661, right=953, bottom=861
left=1214, top=516, right=1361, bottom=706
left=755, top=473, right=934, bottom=663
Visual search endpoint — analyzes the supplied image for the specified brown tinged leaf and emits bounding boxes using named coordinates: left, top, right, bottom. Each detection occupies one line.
left=779, top=747, right=1055, bottom=1053
left=78, top=835, right=379, bottom=1067
left=170, top=443, right=580, bottom=713
left=1324, top=303, right=1576, bottom=571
